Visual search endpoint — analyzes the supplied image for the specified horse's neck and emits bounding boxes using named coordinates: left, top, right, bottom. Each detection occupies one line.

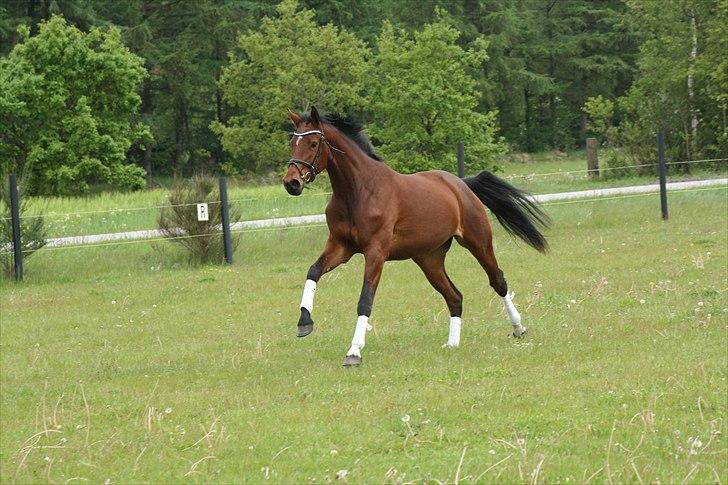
left=326, top=131, right=380, bottom=201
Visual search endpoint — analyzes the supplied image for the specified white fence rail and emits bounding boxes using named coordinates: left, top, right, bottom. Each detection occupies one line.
left=43, top=178, right=727, bottom=248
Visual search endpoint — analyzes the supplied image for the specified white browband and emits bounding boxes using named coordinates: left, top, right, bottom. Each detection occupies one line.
left=293, top=130, right=324, bottom=137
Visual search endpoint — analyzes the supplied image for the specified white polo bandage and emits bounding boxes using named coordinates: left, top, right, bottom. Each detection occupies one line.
left=447, top=316, right=462, bottom=347
left=347, top=315, right=372, bottom=357
left=502, top=292, right=521, bottom=326
left=300, top=279, right=316, bottom=313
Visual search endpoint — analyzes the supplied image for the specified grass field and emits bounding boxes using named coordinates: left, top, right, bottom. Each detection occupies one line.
left=1, top=186, right=726, bottom=482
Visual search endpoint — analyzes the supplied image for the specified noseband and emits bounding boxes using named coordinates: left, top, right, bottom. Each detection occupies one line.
left=288, top=126, right=344, bottom=184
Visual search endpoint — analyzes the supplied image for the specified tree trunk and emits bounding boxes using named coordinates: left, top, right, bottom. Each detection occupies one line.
left=141, top=81, right=153, bottom=186
left=687, top=10, right=698, bottom=160
left=524, top=89, right=532, bottom=152
left=173, top=96, right=190, bottom=178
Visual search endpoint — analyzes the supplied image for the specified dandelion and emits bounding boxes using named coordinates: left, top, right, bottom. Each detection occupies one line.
left=164, top=407, right=172, bottom=414
left=639, top=299, right=645, bottom=304
left=335, top=470, right=348, bottom=480
left=401, top=414, right=410, bottom=423
left=330, top=449, right=338, bottom=456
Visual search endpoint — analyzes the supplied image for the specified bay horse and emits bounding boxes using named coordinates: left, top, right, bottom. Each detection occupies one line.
left=283, top=107, right=549, bottom=366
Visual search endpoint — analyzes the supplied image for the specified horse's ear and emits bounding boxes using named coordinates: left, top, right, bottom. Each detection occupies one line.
left=310, top=105, right=320, bottom=124
left=287, top=108, right=301, bottom=126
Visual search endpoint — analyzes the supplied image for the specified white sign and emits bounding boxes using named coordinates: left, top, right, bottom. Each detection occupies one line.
left=197, top=203, right=209, bottom=221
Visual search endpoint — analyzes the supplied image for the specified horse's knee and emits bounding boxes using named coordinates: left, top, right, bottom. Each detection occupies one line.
left=306, top=256, right=325, bottom=281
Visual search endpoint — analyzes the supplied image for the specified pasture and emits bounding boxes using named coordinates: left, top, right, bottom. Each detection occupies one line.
left=1, top=185, right=727, bottom=482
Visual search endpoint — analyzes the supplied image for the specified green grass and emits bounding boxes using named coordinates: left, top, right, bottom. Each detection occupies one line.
left=1, top=188, right=726, bottom=482
left=17, top=153, right=726, bottom=239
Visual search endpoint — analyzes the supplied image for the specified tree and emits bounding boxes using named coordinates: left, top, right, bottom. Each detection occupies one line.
left=583, top=95, right=615, bottom=143
left=0, top=15, right=149, bottom=195
left=213, top=0, right=371, bottom=173
left=368, top=16, right=506, bottom=174
left=94, top=0, right=267, bottom=179
left=617, top=0, right=727, bottom=164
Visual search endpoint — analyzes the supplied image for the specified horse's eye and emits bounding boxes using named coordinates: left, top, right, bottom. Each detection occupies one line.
left=311, top=141, right=318, bottom=148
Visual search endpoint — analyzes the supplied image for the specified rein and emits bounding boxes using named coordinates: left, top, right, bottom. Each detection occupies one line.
left=288, top=126, right=344, bottom=184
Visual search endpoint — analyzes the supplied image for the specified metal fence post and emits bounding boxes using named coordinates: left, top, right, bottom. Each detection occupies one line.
left=9, top=174, right=23, bottom=280
left=218, top=176, right=233, bottom=264
left=457, top=141, right=465, bottom=178
left=657, top=131, right=668, bottom=220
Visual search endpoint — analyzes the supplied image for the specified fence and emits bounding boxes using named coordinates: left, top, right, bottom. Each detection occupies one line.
left=3, top=152, right=727, bottom=281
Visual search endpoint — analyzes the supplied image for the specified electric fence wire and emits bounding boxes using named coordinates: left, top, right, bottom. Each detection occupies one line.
left=2, top=184, right=723, bottom=255
left=5, top=157, right=725, bottom=222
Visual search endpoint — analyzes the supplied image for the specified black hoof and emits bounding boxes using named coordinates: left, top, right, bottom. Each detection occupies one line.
left=342, top=354, right=362, bottom=366
left=297, top=308, right=314, bottom=337
left=512, top=326, right=527, bottom=339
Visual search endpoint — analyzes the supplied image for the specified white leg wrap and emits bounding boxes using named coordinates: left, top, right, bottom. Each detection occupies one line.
left=346, top=315, right=371, bottom=357
left=447, top=316, right=461, bottom=347
left=502, top=292, right=521, bottom=326
left=502, top=291, right=526, bottom=337
left=300, top=279, right=316, bottom=313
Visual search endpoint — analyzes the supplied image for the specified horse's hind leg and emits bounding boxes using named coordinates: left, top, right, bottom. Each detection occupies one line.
left=458, top=230, right=527, bottom=338
left=413, top=242, right=464, bottom=347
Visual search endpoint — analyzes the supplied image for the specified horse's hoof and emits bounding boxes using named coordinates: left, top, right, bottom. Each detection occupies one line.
left=297, top=323, right=313, bottom=337
left=342, top=354, right=362, bottom=366
left=512, top=325, right=527, bottom=338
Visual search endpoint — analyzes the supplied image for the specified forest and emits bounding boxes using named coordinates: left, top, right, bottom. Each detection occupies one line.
left=1, top=0, right=726, bottom=195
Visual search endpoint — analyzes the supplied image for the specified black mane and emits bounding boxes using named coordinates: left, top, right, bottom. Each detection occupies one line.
left=301, top=112, right=383, bottom=162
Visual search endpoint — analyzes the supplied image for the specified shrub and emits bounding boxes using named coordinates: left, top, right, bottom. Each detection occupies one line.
left=601, top=148, right=637, bottom=180
left=158, top=175, right=240, bottom=264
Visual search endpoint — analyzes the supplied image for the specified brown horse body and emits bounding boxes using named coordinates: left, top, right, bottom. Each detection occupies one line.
left=284, top=107, right=549, bottom=366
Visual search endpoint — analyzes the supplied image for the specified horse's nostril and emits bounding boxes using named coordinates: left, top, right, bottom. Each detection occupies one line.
left=285, top=179, right=302, bottom=195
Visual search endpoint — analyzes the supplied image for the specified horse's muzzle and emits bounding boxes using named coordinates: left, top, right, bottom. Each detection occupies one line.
left=284, top=178, right=303, bottom=196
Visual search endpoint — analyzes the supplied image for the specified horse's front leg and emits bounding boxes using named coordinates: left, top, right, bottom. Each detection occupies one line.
left=297, top=238, right=352, bottom=337
left=343, top=247, right=386, bottom=366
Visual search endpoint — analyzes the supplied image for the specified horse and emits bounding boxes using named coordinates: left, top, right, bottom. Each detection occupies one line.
left=283, top=106, right=550, bottom=366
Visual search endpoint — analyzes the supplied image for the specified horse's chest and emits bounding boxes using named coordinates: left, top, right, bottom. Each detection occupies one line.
left=326, top=207, right=386, bottom=251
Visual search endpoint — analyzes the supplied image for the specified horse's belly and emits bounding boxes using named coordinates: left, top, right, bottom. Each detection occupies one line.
left=388, top=209, right=459, bottom=260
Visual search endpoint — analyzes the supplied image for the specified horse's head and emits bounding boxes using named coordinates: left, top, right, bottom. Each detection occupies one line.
left=283, top=106, right=333, bottom=196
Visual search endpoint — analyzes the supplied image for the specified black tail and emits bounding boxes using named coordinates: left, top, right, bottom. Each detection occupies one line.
left=464, top=170, right=551, bottom=252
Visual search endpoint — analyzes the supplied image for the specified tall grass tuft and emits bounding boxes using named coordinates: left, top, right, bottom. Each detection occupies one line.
left=157, top=175, right=240, bottom=264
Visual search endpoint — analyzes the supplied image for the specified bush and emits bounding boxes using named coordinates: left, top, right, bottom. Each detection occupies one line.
left=0, top=183, right=47, bottom=278
left=601, top=148, right=638, bottom=180
left=158, top=175, right=240, bottom=264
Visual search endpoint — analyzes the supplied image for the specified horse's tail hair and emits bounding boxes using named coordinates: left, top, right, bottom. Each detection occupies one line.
left=464, top=170, right=550, bottom=253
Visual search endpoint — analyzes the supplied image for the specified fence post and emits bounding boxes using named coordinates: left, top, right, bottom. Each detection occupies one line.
left=9, top=174, right=23, bottom=280
left=586, top=138, right=599, bottom=178
left=218, top=176, right=233, bottom=264
left=457, top=141, right=465, bottom=178
left=657, top=131, right=668, bottom=220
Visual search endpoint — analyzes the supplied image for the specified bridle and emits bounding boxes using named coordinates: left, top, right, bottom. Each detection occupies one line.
left=287, top=125, right=344, bottom=184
